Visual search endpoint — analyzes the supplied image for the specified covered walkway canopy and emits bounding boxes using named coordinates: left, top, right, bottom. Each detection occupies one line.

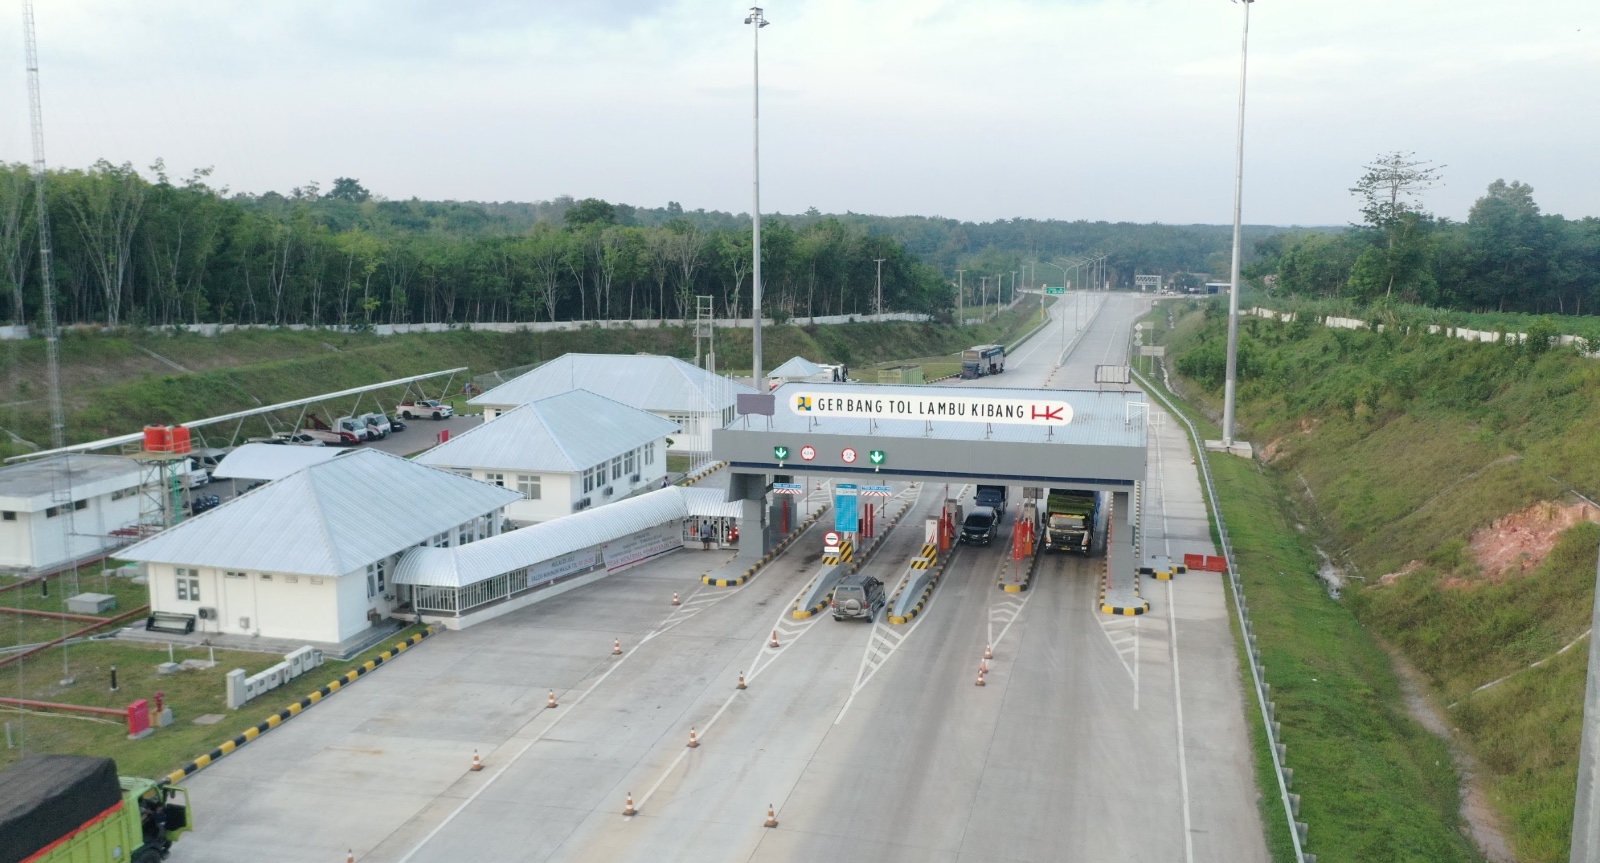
left=392, top=485, right=708, bottom=621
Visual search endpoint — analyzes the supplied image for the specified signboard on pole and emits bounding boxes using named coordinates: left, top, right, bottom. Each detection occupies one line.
left=834, top=485, right=859, bottom=533
left=823, top=530, right=841, bottom=550
left=790, top=390, right=1073, bottom=427
left=860, top=485, right=893, bottom=497
left=1044, top=286, right=1066, bottom=295
left=772, top=482, right=804, bottom=494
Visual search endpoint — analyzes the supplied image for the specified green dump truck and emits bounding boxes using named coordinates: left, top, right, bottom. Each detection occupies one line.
left=0, top=755, right=192, bottom=863
left=1043, top=489, right=1098, bottom=553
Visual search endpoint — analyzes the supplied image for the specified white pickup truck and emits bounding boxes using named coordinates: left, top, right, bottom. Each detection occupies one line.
left=396, top=399, right=454, bottom=420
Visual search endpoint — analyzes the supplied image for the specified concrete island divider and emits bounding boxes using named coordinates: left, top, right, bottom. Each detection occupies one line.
left=703, top=504, right=829, bottom=587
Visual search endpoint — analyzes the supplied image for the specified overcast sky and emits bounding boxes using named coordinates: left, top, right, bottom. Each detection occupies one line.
left=0, top=1, right=1592, bottom=226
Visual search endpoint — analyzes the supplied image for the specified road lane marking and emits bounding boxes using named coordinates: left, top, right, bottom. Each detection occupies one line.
left=1150, top=398, right=1196, bottom=863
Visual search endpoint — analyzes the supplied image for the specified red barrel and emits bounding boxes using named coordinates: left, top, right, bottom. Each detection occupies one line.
left=169, top=425, right=192, bottom=454
left=143, top=424, right=171, bottom=453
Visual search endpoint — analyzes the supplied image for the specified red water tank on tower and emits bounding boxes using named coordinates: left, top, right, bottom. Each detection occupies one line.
left=143, top=424, right=172, bottom=453
left=169, top=425, right=192, bottom=454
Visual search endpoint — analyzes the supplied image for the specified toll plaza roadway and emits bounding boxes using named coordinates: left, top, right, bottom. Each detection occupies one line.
left=168, top=293, right=1267, bottom=863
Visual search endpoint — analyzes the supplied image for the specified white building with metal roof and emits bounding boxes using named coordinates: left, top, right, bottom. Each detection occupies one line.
left=120, top=449, right=522, bottom=645
left=210, top=443, right=344, bottom=484
left=393, top=485, right=734, bottom=629
left=467, top=353, right=755, bottom=454
left=414, top=389, right=676, bottom=524
left=0, top=455, right=142, bottom=573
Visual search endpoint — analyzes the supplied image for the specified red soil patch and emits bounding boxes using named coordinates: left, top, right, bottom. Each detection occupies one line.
left=1467, top=501, right=1600, bottom=580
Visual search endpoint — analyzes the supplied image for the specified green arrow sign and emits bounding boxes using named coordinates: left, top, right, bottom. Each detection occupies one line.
left=774, top=446, right=790, bottom=460
left=868, top=449, right=886, bottom=465
left=1045, top=286, right=1066, bottom=295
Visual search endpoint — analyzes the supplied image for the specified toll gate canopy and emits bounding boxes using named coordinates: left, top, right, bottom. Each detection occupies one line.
left=713, top=382, right=1147, bottom=490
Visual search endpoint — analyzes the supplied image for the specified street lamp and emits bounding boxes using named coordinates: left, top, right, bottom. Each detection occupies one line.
left=744, top=6, right=769, bottom=385
left=874, top=257, right=886, bottom=321
left=1221, top=0, right=1253, bottom=447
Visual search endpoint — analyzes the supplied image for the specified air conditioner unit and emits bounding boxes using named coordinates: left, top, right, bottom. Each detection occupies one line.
left=238, top=616, right=251, bottom=629
left=197, top=607, right=216, bottom=620
left=603, top=486, right=614, bottom=497
left=630, top=473, right=641, bottom=483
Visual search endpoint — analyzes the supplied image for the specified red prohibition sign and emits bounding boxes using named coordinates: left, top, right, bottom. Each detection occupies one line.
left=841, top=447, right=858, bottom=464
left=800, top=445, right=816, bottom=461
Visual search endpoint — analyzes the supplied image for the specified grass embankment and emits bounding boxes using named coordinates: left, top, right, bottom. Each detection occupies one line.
left=0, top=622, right=428, bottom=778
left=0, top=310, right=1041, bottom=460
left=1137, top=333, right=1478, bottom=863
left=1162, top=298, right=1600, bottom=862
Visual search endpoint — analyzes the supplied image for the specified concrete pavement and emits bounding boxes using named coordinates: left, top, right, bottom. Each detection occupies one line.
left=167, top=294, right=1268, bottom=863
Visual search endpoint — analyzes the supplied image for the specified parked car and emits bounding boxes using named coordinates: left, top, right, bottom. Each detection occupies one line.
left=267, top=431, right=329, bottom=446
left=397, top=399, right=453, bottom=420
left=960, top=506, right=999, bottom=546
left=388, top=417, right=407, bottom=433
left=191, top=447, right=230, bottom=477
left=178, top=458, right=210, bottom=489
left=335, top=416, right=370, bottom=443
left=831, top=574, right=887, bottom=621
left=361, top=413, right=392, bottom=439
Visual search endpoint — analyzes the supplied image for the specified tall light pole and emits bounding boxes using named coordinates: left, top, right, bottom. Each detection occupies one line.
left=744, top=6, right=769, bottom=385
left=1010, top=270, right=1018, bottom=306
left=956, top=269, right=965, bottom=324
left=874, top=257, right=886, bottom=320
left=1221, top=0, right=1253, bottom=447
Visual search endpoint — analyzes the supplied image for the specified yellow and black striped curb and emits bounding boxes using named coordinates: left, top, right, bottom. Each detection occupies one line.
left=791, top=590, right=833, bottom=619
left=888, top=549, right=956, bottom=625
left=679, top=462, right=728, bottom=488
left=162, top=626, right=437, bottom=785
left=1097, top=561, right=1148, bottom=616
left=911, top=555, right=936, bottom=570
left=705, top=506, right=828, bottom=587
left=998, top=544, right=1045, bottom=593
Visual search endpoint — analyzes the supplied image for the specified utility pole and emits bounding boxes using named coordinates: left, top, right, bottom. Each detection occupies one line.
left=1221, top=0, right=1253, bottom=448
left=1574, top=547, right=1600, bottom=861
left=744, top=6, right=769, bottom=386
left=956, top=269, right=965, bottom=324
left=874, top=257, right=886, bottom=321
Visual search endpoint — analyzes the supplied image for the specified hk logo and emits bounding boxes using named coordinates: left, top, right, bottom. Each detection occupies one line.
left=796, top=396, right=813, bottom=412
left=1030, top=404, right=1065, bottom=422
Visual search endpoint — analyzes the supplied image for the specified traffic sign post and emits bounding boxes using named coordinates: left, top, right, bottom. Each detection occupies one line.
left=834, top=484, right=859, bottom=533
left=1045, top=286, right=1066, bottom=295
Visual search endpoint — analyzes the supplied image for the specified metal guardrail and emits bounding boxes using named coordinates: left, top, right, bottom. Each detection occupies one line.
left=1133, top=366, right=1313, bottom=863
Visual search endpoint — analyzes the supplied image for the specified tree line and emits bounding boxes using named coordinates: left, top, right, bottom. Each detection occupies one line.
left=1251, top=152, right=1600, bottom=315
left=0, top=162, right=954, bottom=328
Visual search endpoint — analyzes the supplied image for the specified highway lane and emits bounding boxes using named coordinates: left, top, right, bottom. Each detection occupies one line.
left=169, top=295, right=1266, bottom=863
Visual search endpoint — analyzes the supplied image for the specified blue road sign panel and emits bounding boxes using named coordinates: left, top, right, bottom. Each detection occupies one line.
left=835, top=492, right=859, bottom=532
left=861, top=485, right=893, bottom=496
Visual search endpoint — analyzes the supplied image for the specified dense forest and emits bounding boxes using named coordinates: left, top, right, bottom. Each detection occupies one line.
left=1249, top=154, right=1600, bottom=315
left=0, top=160, right=1273, bottom=329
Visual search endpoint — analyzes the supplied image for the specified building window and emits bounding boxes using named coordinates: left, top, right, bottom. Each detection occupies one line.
left=611, top=456, right=623, bottom=480
left=175, top=568, right=200, bottom=602
left=110, top=486, right=139, bottom=501
left=224, top=571, right=246, bottom=579
left=44, top=505, right=60, bottom=518
left=583, top=464, right=604, bottom=494
left=366, top=560, right=386, bottom=599
left=517, top=475, right=541, bottom=500
left=1, top=511, right=14, bottom=521
left=431, top=531, right=450, bottom=548
left=644, top=442, right=655, bottom=465
left=285, top=575, right=299, bottom=584
left=260, top=574, right=272, bottom=581
left=73, top=499, right=88, bottom=511
left=485, top=472, right=506, bottom=487
left=624, top=449, right=636, bottom=475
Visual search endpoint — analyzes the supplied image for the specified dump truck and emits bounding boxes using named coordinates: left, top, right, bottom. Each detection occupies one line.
left=0, top=755, right=192, bottom=863
left=1042, top=489, right=1098, bottom=553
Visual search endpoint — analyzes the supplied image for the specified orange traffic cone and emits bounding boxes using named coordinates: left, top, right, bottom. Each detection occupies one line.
left=984, top=643, right=994, bottom=660
left=613, top=638, right=623, bottom=656
left=764, top=804, right=779, bottom=828
left=769, top=630, right=780, bottom=649
left=737, top=672, right=747, bottom=690
left=688, top=726, right=700, bottom=748
left=975, top=668, right=986, bottom=687
left=980, top=658, right=989, bottom=675
left=623, top=792, right=637, bottom=816
left=546, top=689, right=558, bottom=709
left=672, top=592, right=681, bottom=606
left=470, top=749, right=483, bottom=771
left=347, top=851, right=355, bottom=863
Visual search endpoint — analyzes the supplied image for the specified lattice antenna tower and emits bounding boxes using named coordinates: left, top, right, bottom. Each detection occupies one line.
left=23, top=0, right=63, bottom=451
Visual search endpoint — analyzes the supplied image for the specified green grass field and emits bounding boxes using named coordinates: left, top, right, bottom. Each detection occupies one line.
left=0, top=624, right=429, bottom=779
left=1162, top=298, right=1600, bottom=861
left=1138, top=344, right=1479, bottom=862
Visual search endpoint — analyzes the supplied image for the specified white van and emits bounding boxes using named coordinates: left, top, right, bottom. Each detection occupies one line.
left=178, top=457, right=211, bottom=488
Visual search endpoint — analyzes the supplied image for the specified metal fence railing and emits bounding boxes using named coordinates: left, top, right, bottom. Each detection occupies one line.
left=1133, top=366, right=1314, bottom=863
